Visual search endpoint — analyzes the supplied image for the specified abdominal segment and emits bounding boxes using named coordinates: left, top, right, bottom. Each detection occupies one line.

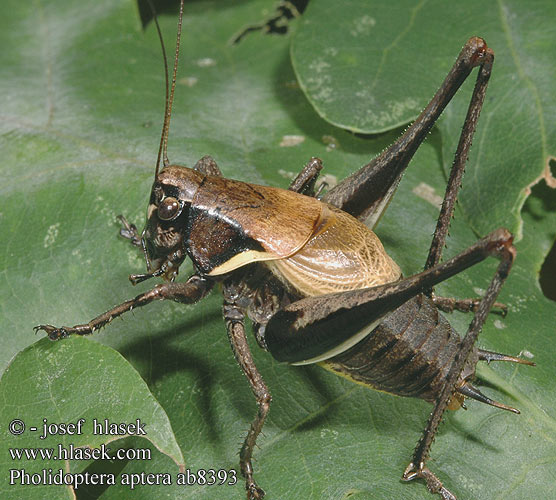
left=322, top=294, right=475, bottom=406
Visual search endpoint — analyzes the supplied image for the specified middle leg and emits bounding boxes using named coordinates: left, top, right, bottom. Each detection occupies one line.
left=223, top=280, right=271, bottom=500
left=288, top=156, right=323, bottom=195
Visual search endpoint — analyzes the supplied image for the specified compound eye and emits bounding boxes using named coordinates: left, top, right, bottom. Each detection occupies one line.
left=158, top=197, right=180, bottom=220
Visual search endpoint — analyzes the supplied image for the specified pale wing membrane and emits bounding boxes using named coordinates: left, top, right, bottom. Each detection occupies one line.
left=267, top=205, right=401, bottom=296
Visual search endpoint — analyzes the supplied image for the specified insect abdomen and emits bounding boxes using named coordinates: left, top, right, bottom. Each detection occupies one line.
left=322, top=294, right=477, bottom=405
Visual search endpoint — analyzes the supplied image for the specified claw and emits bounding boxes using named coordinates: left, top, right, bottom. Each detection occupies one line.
left=33, top=325, right=68, bottom=341
left=117, top=214, right=142, bottom=247
left=403, top=462, right=456, bottom=500
left=246, top=483, right=265, bottom=500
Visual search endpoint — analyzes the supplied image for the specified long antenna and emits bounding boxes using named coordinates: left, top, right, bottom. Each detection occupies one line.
left=152, top=0, right=185, bottom=178
left=147, top=0, right=169, bottom=177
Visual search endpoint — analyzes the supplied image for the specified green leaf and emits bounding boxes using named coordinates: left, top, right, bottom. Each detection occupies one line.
left=0, top=336, right=183, bottom=500
left=1, top=1, right=554, bottom=500
left=292, top=0, right=556, bottom=236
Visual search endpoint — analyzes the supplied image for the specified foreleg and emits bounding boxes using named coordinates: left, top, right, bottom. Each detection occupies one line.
left=35, top=275, right=213, bottom=340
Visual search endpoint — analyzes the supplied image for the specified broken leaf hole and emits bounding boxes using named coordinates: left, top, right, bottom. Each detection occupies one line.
left=540, top=238, right=556, bottom=301
left=524, top=158, right=556, bottom=302
left=231, top=0, right=309, bottom=44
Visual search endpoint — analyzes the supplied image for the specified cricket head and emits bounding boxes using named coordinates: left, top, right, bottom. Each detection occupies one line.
left=129, top=0, right=195, bottom=285
left=131, top=165, right=203, bottom=284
